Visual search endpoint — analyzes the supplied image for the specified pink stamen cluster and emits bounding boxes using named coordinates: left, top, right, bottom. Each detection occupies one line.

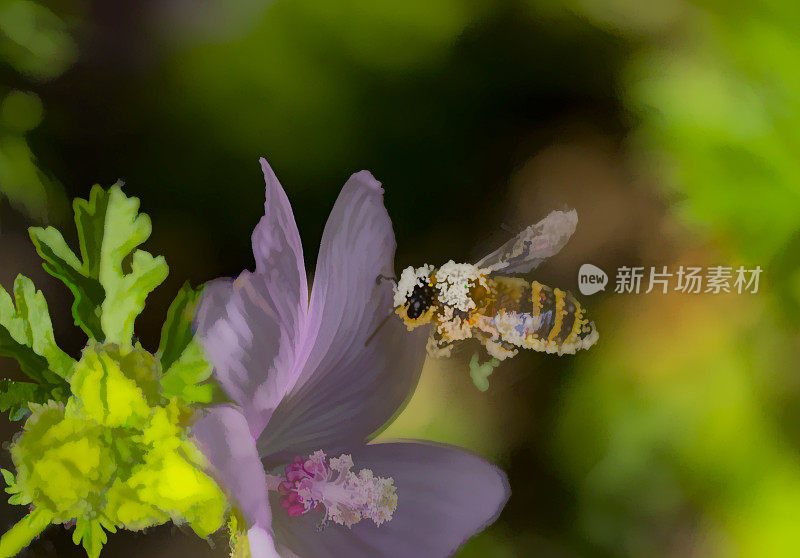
left=276, top=450, right=397, bottom=528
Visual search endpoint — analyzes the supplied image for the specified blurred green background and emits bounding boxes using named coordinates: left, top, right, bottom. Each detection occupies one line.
left=1, top=0, right=799, bottom=556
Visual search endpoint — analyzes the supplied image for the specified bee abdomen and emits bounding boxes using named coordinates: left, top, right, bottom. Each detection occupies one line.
left=554, top=289, right=598, bottom=354
left=493, top=281, right=598, bottom=354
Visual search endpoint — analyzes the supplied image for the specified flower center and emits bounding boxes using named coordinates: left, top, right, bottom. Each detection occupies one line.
left=266, top=451, right=397, bottom=529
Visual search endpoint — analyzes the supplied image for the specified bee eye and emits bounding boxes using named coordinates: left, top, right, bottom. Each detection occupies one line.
left=405, top=284, right=434, bottom=320
left=406, top=298, right=426, bottom=319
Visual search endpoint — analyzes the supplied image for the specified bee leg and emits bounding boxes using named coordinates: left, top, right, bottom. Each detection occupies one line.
left=482, top=337, right=517, bottom=361
left=469, top=352, right=500, bottom=392
left=426, top=332, right=454, bottom=358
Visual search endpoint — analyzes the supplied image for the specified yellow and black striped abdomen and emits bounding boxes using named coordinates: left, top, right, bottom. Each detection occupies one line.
left=492, top=280, right=598, bottom=355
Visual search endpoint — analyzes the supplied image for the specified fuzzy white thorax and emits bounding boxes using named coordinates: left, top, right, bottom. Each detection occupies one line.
left=393, top=265, right=434, bottom=307
left=434, top=261, right=487, bottom=312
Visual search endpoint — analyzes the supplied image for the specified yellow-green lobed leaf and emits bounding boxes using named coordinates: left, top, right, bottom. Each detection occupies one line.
left=2, top=343, right=229, bottom=556
left=157, top=282, right=200, bottom=373
left=159, top=284, right=220, bottom=405
left=69, top=344, right=160, bottom=429
left=11, top=275, right=74, bottom=378
left=29, top=184, right=168, bottom=347
left=0, top=274, right=72, bottom=388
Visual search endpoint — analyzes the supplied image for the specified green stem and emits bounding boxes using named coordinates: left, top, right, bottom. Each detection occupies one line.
left=0, top=509, right=53, bottom=557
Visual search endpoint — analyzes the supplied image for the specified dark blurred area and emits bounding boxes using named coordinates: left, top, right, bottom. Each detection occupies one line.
left=1, top=0, right=799, bottom=556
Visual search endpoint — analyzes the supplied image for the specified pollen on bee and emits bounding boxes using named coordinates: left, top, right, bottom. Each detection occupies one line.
left=393, top=264, right=434, bottom=308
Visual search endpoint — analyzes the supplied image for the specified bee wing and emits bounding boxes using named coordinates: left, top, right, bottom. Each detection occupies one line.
left=475, top=209, right=578, bottom=273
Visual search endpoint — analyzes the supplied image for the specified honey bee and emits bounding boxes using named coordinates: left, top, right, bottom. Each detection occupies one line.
left=392, top=209, right=598, bottom=362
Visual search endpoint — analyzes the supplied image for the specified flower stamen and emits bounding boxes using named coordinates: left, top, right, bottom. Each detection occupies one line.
left=269, top=451, right=397, bottom=529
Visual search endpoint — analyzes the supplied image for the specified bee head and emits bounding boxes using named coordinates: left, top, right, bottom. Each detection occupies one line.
left=393, top=265, right=437, bottom=323
left=406, top=283, right=437, bottom=319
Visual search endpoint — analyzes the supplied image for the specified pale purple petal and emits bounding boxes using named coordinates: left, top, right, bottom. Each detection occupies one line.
left=195, top=159, right=308, bottom=434
left=248, top=526, right=282, bottom=558
left=256, top=172, right=427, bottom=463
left=252, top=158, right=309, bottom=319
left=270, top=441, right=510, bottom=557
left=192, top=405, right=271, bottom=530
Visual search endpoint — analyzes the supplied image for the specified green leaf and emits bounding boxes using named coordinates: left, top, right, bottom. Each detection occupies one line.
left=10, top=275, right=74, bottom=378
left=157, top=282, right=200, bottom=374
left=29, top=226, right=105, bottom=339
left=0, top=328, right=50, bottom=386
left=89, top=185, right=169, bottom=345
left=0, top=380, right=60, bottom=421
left=100, top=249, right=168, bottom=346
left=158, top=283, right=222, bottom=405
left=73, top=184, right=112, bottom=279
left=72, top=516, right=116, bottom=558
left=1, top=468, right=30, bottom=506
left=29, top=184, right=168, bottom=346
left=161, top=340, right=217, bottom=405
left=0, top=469, right=14, bottom=489
left=0, top=275, right=72, bottom=385
left=69, top=345, right=155, bottom=429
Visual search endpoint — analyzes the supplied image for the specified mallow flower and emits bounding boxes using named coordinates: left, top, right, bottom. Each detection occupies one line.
left=192, top=159, right=510, bottom=557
